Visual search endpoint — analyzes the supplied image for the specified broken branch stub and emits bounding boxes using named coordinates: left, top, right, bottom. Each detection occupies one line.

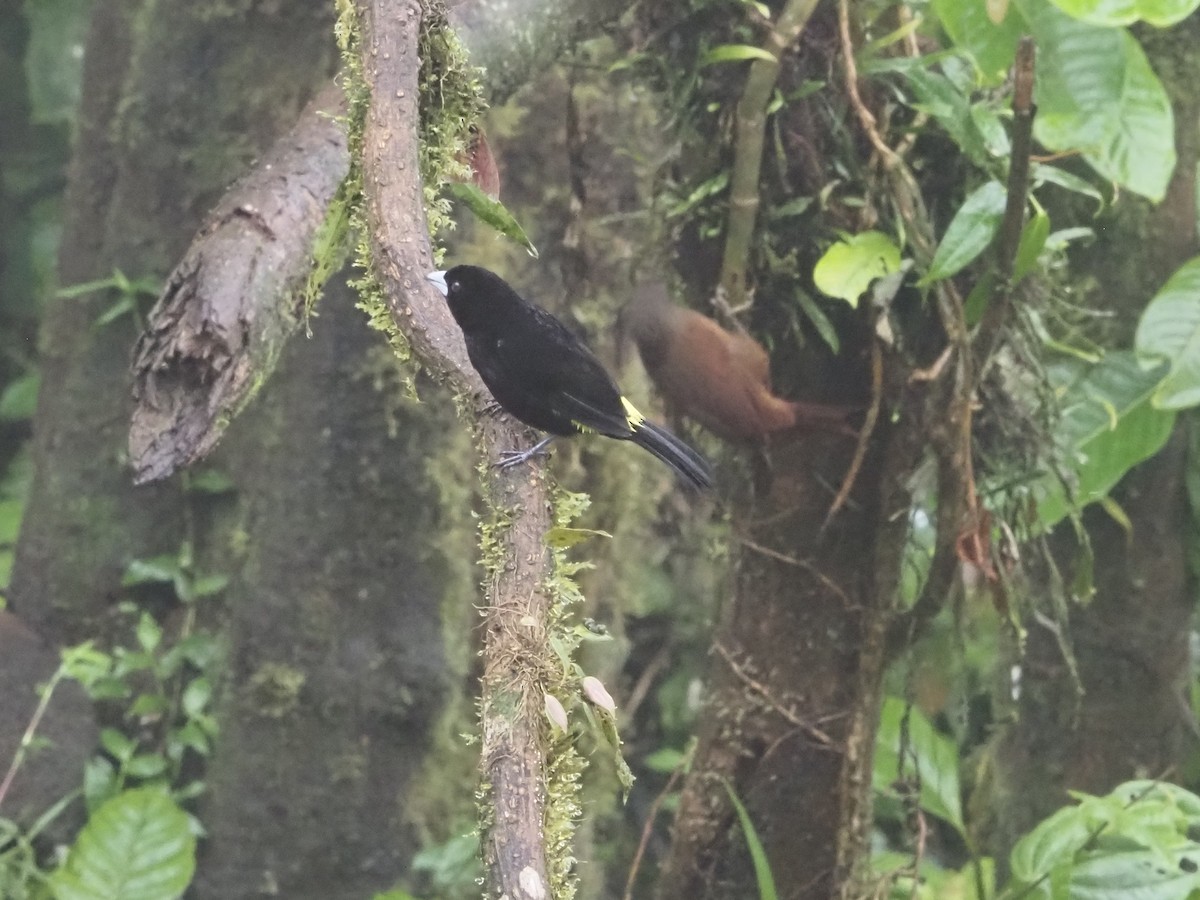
left=129, top=84, right=349, bottom=485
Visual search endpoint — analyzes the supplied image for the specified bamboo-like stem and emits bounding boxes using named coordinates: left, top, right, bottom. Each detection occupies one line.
left=718, top=0, right=820, bottom=307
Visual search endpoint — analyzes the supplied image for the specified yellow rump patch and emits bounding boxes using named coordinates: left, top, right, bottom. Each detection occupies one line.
left=620, top=397, right=645, bottom=428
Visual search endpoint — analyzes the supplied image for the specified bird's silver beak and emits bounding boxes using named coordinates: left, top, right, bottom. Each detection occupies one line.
left=425, top=270, right=448, bottom=297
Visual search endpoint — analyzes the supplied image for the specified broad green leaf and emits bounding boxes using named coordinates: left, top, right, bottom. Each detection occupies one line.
left=0, top=373, right=41, bottom=421
left=1019, top=0, right=1175, bottom=201
left=1010, top=802, right=1094, bottom=881
left=1048, top=0, right=1200, bottom=26
left=933, top=0, right=1024, bottom=84
left=723, top=781, right=779, bottom=900
left=1117, top=781, right=1200, bottom=828
left=922, top=180, right=1007, bottom=284
left=445, top=183, right=538, bottom=258
left=1068, top=845, right=1200, bottom=898
left=813, top=231, right=901, bottom=306
left=51, top=788, right=195, bottom=900
left=873, top=697, right=965, bottom=835
left=700, top=44, right=778, bottom=66
left=1034, top=352, right=1175, bottom=527
left=1134, top=255, right=1200, bottom=409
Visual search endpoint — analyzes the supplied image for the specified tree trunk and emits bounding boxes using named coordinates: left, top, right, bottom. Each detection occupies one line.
left=191, top=274, right=470, bottom=897
left=9, top=1, right=473, bottom=895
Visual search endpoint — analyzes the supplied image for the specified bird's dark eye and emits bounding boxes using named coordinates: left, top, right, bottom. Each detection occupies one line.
left=448, top=280, right=461, bottom=294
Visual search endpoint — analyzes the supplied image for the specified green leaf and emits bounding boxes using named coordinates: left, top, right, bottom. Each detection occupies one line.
left=186, top=470, right=236, bottom=494
left=0, top=373, right=41, bottom=421
left=129, top=694, right=169, bottom=718
left=125, top=754, right=169, bottom=779
left=99, top=728, right=134, bottom=764
left=700, top=44, right=778, bottom=66
left=1047, top=0, right=1200, bottom=26
left=545, top=526, right=611, bottom=548
left=1034, top=352, right=1176, bottom=527
left=0, top=498, right=24, bottom=543
left=813, top=231, right=902, bottom=306
left=444, top=182, right=538, bottom=258
left=922, top=180, right=1007, bottom=284
left=723, top=781, right=779, bottom=900
left=766, top=196, right=814, bottom=220
left=122, top=555, right=181, bottom=587
left=874, top=697, right=965, bottom=835
left=1014, top=208, right=1051, bottom=280
left=83, top=757, right=118, bottom=813
left=181, top=678, right=213, bottom=718
left=932, top=0, right=1024, bottom=84
left=900, top=66, right=995, bottom=165
left=135, top=613, right=161, bottom=652
left=794, top=290, right=840, bottom=353
left=190, top=573, right=229, bottom=598
left=1134, top=255, right=1200, bottom=409
left=50, top=788, right=196, bottom=900
left=93, top=297, right=134, bottom=328
left=1010, top=802, right=1094, bottom=882
left=643, top=747, right=686, bottom=774
left=1033, top=163, right=1105, bottom=212
left=1019, top=0, right=1175, bottom=201
left=1069, top=845, right=1200, bottom=898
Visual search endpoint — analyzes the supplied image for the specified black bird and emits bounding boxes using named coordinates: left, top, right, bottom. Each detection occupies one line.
left=427, top=265, right=712, bottom=490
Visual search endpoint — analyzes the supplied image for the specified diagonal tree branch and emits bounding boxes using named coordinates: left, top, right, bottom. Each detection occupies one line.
left=129, top=84, right=350, bottom=484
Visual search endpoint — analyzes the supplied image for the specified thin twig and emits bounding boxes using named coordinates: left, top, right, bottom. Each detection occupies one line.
left=622, top=765, right=684, bottom=900
left=825, top=336, right=882, bottom=527
left=714, top=641, right=838, bottom=746
left=738, top=537, right=857, bottom=610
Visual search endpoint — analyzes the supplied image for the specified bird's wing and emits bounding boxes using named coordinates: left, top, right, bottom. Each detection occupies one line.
left=477, top=303, right=630, bottom=437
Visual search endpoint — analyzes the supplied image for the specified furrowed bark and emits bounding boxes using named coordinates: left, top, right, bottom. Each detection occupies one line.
left=129, top=84, right=350, bottom=484
left=351, top=2, right=556, bottom=896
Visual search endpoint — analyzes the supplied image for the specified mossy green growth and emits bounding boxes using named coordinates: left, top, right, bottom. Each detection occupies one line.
left=247, top=662, right=306, bottom=719
left=334, top=0, right=483, bottom=391
left=416, top=5, right=485, bottom=253
left=299, top=179, right=353, bottom=329
left=541, top=487, right=609, bottom=900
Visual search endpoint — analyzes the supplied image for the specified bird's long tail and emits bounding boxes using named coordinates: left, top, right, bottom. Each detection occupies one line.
left=629, top=419, right=713, bottom=491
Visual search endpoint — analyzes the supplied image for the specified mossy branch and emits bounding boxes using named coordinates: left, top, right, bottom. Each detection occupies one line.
left=340, top=2, right=564, bottom=897
left=128, top=84, right=350, bottom=484
left=718, top=0, right=820, bottom=307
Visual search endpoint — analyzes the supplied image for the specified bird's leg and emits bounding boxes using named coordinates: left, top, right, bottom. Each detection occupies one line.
left=496, top=436, right=555, bottom=470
